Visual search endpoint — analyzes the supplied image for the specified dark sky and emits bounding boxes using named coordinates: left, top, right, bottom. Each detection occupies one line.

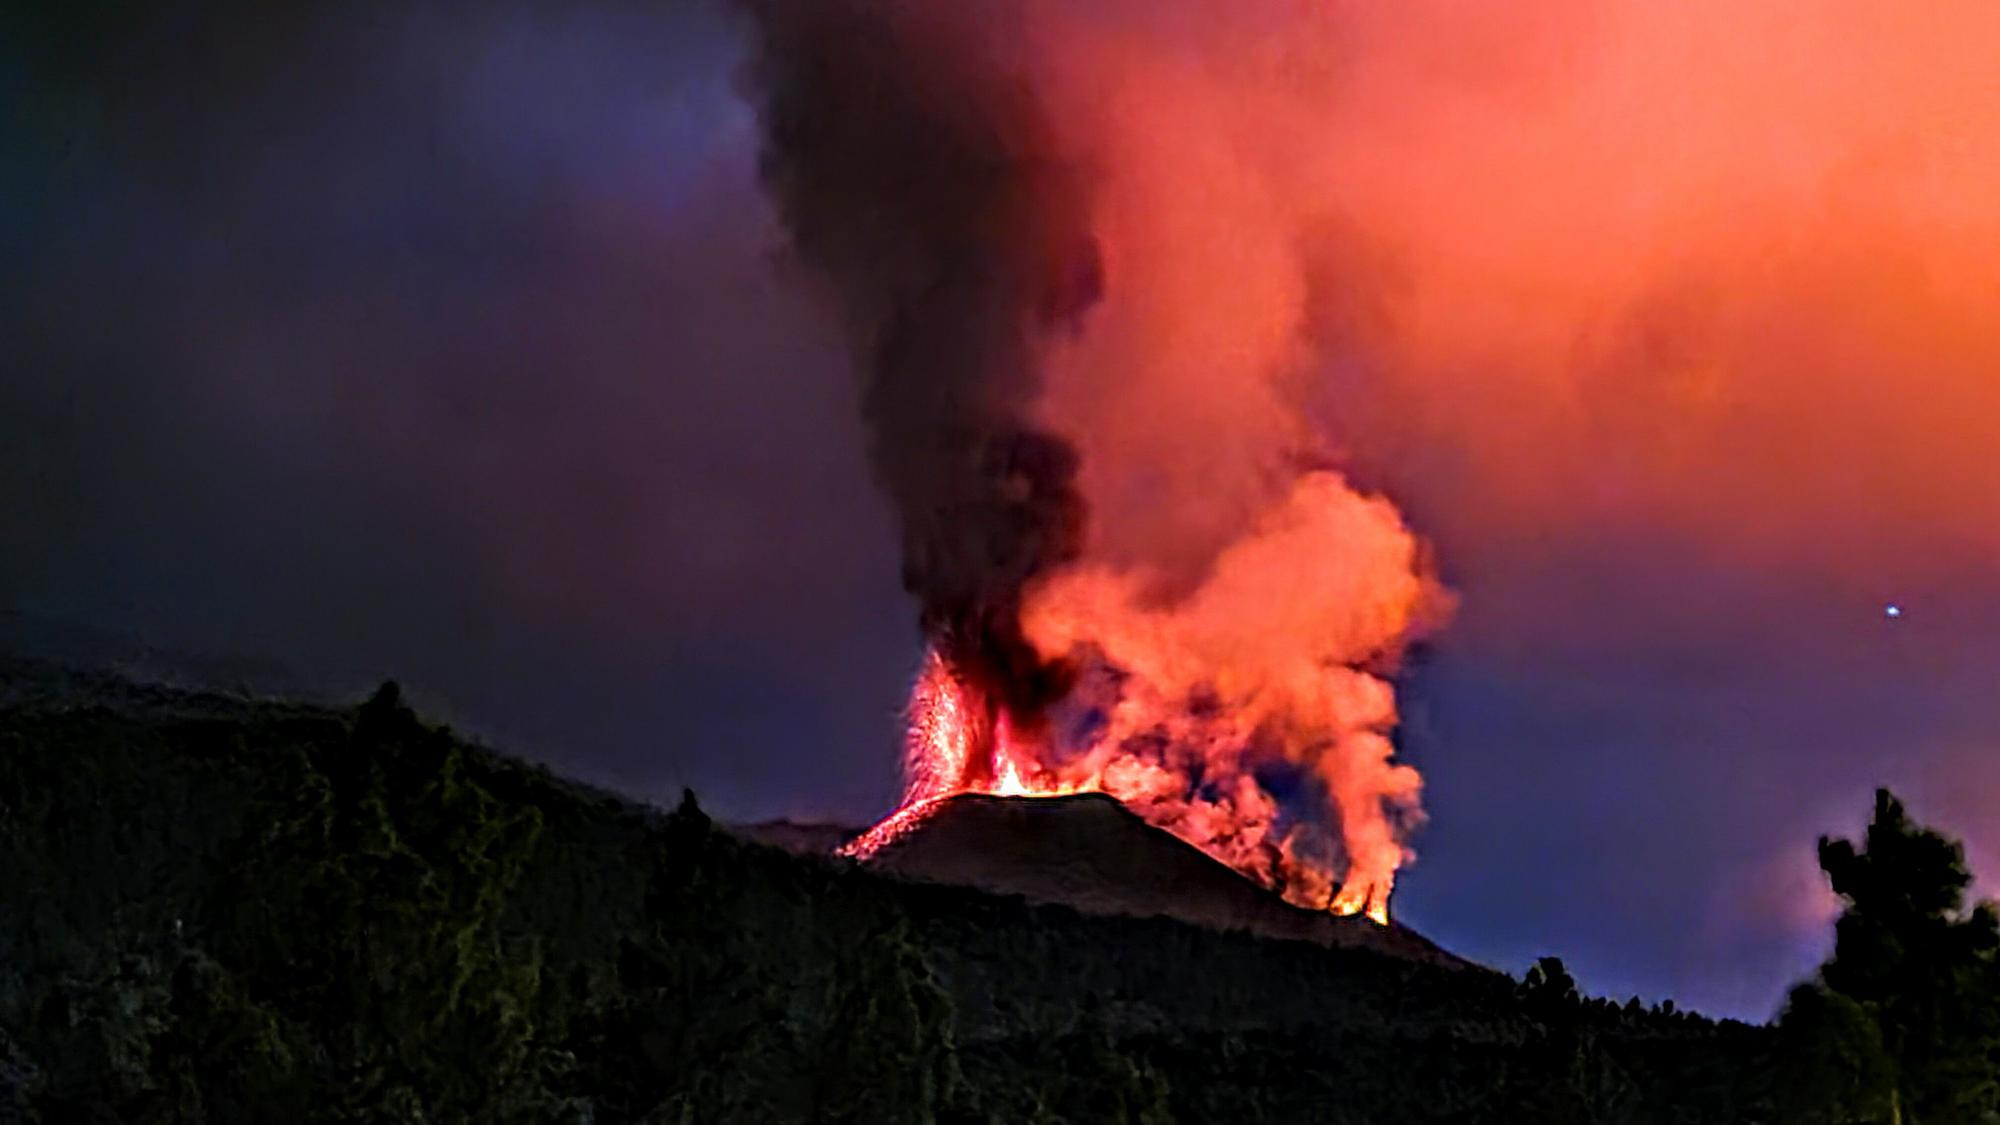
left=7, top=0, right=1998, bottom=1021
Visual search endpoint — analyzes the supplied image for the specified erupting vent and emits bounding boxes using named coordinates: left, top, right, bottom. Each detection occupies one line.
left=843, top=617, right=1433, bottom=927
left=744, top=0, right=1451, bottom=927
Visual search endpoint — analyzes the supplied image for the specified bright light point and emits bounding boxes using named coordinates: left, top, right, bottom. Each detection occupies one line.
left=1885, top=604, right=1902, bottom=619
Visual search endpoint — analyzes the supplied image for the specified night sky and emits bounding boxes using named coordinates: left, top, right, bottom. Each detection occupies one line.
left=9, top=0, right=2000, bottom=1021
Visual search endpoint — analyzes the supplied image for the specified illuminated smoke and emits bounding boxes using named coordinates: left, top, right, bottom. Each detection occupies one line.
left=740, top=0, right=1451, bottom=921
left=1023, top=473, right=1448, bottom=921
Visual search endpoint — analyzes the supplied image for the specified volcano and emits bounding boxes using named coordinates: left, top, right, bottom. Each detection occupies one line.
left=745, top=792, right=1470, bottom=969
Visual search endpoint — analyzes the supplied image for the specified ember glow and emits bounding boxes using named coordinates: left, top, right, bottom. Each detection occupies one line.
left=841, top=648, right=1091, bottom=863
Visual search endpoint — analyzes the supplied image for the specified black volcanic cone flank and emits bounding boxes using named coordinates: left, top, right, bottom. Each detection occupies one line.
left=859, top=792, right=1472, bottom=969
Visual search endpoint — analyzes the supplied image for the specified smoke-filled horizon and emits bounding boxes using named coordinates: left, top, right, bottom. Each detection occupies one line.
left=8, top=0, right=2000, bottom=1018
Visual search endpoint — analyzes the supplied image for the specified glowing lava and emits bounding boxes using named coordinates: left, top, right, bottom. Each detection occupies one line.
left=843, top=649, right=1095, bottom=862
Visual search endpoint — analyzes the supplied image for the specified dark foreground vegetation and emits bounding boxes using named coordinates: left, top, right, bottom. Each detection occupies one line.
left=1, top=659, right=1995, bottom=1123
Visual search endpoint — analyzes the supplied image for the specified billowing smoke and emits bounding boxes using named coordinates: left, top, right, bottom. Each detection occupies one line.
left=736, top=1, right=1100, bottom=730
left=738, top=0, right=1450, bottom=919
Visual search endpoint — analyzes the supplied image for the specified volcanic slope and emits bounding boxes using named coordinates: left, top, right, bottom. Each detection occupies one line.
left=833, top=791, right=1467, bottom=968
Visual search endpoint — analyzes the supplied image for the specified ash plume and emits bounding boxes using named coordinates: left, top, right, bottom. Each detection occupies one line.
left=736, top=0, right=1453, bottom=920
left=735, top=0, right=1100, bottom=721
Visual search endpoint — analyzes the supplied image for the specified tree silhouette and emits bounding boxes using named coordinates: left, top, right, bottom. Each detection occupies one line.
left=1774, top=982, right=1896, bottom=1123
left=809, top=919, right=964, bottom=1125
left=1779, top=789, right=2000, bottom=1124
left=1519, top=956, right=1580, bottom=1023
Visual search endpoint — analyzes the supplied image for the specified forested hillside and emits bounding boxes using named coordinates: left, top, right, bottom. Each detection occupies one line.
left=0, top=659, right=1971, bottom=1122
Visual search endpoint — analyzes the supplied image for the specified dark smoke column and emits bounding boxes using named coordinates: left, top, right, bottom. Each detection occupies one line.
left=736, top=0, right=1100, bottom=742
